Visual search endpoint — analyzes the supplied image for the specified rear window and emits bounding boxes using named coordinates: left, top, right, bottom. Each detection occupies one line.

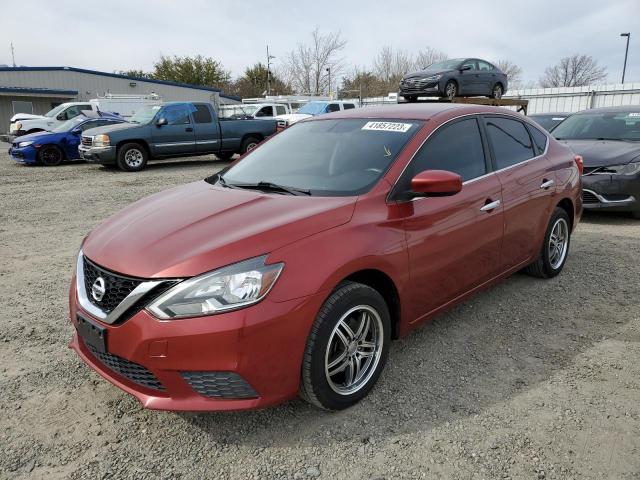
left=528, top=125, right=548, bottom=155
left=485, top=117, right=535, bottom=169
left=222, top=119, right=422, bottom=196
left=343, top=104, right=356, bottom=110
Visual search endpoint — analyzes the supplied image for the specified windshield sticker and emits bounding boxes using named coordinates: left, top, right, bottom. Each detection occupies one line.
left=552, top=117, right=566, bottom=120
left=628, top=113, right=640, bottom=117
left=362, top=121, right=413, bottom=133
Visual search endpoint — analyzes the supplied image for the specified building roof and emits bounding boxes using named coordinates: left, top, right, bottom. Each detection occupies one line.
left=0, top=66, right=241, bottom=101
left=0, top=86, right=78, bottom=96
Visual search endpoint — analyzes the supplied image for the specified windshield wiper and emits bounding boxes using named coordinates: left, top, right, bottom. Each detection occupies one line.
left=595, top=137, right=634, bottom=142
left=227, top=181, right=311, bottom=196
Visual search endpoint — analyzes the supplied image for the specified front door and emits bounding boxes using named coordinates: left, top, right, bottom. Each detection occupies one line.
left=482, top=115, right=556, bottom=269
left=150, top=104, right=196, bottom=156
left=459, top=59, right=480, bottom=95
left=394, top=117, right=504, bottom=321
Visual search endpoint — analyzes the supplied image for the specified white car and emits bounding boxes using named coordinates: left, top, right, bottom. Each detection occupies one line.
left=275, top=100, right=358, bottom=126
left=219, top=103, right=290, bottom=120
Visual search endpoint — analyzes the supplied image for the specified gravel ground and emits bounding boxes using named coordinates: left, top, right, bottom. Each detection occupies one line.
left=1, top=152, right=639, bottom=480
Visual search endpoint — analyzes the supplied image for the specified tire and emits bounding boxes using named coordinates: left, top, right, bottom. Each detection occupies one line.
left=299, top=281, right=391, bottom=410
left=240, top=136, right=261, bottom=155
left=116, top=143, right=148, bottom=172
left=404, top=95, right=418, bottom=103
left=216, top=151, right=234, bottom=160
left=491, top=83, right=504, bottom=99
left=38, top=145, right=64, bottom=166
left=444, top=81, right=458, bottom=100
left=524, top=207, right=571, bottom=278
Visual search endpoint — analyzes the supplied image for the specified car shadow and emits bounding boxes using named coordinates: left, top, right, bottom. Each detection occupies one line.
left=176, top=221, right=633, bottom=448
left=580, top=210, right=637, bottom=225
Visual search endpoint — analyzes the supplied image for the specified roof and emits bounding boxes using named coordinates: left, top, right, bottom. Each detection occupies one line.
left=574, top=105, right=640, bottom=114
left=0, top=86, right=78, bottom=96
left=0, top=66, right=241, bottom=101
left=321, top=103, right=500, bottom=121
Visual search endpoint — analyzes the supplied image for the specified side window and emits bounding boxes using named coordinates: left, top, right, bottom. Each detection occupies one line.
left=162, top=104, right=191, bottom=125
left=461, top=59, right=478, bottom=71
left=478, top=60, right=493, bottom=71
left=327, top=103, right=341, bottom=113
left=79, top=120, right=100, bottom=131
left=275, top=105, right=286, bottom=115
left=256, top=106, right=274, bottom=117
left=485, top=117, right=535, bottom=169
left=528, top=125, right=548, bottom=155
left=343, top=103, right=356, bottom=110
left=192, top=104, right=213, bottom=123
left=399, top=118, right=487, bottom=192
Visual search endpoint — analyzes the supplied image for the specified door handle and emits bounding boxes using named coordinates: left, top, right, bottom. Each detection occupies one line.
left=185, top=127, right=193, bottom=132
left=540, top=179, right=554, bottom=189
left=480, top=199, right=501, bottom=212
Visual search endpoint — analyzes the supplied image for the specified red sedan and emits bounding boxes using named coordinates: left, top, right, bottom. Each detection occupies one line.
left=69, top=104, right=582, bottom=411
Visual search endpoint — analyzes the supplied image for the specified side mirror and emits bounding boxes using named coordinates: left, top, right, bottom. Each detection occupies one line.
left=410, top=170, right=462, bottom=197
left=71, top=128, right=82, bottom=135
left=155, top=117, right=168, bottom=126
left=459, top=65, right=471, bottom=72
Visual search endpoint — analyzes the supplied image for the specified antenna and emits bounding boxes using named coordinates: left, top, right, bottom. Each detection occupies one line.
left=10, top=42, right=16, bottom=67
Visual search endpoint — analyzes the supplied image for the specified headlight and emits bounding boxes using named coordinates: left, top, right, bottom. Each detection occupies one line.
left=15, top=122, right=22, bottom=130
left=593, top=161, right=640, bottom=176
left=18, top=141, right=33, bottom=148
left=421, top=74, right=442, bottom=81
left=93, top=134, right=110, bottom=147
left=147, top=256, right=284, bottom=319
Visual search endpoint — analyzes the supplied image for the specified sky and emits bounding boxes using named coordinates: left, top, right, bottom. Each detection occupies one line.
left=2, top=0, right=638, bottom=89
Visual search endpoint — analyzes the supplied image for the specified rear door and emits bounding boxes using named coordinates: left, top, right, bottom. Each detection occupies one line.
left=192, top=104, right=220, bottom=153
left=482, top=115, right=556, bottom=270
left=150, top=104, right=196, bottom=156
left=477, top=60, right=496, bottom=95
left=395, top=117, right=504, bottom=320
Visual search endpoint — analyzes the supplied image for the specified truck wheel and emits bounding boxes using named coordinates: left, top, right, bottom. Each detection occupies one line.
left=216, top=151, right=234, bottom=160
left=240, top=136, right=261, bottom=154
left=117, top=143, right=148, bottom=172
left=38, top=145, right=64, bottom=166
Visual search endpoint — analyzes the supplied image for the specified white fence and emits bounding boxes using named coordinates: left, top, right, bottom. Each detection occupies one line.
left=504, top=83, right=640, bottom=114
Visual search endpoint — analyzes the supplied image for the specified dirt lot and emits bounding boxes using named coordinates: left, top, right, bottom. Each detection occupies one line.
left=0, top=151, right=639, bottom=480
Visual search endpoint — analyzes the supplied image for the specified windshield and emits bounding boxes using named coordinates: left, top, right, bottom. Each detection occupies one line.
left=129, top=105, right=162, bottom=124
left=552, top=111, right=640, bottom=141
left=221, top=118, right=422, bottom=196
left=219, top=105, right=258, bottom=118
left=297, top=102, right=329, bottom=115
left=52, top=116, right=86, bottom=133
left=44, top=104, right=67, bottom=118
left=425, top=59, right=461, bottom=70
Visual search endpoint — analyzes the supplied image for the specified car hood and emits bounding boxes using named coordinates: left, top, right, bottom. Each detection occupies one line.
left=11, top=113, right=47, bottom=122
left=403, top=68, right=455, bottom=80
left=82, top=180, right=356, bottom=278
left=275, top=113, right=312, bottom=123
left=13, top=130, right=66, bottom=144
left=559, top=139, right=640, bottom=167
left=83, top=122, right=137, bottom=136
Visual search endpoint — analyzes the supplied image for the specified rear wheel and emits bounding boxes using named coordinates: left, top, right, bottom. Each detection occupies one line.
left=117, top=143, right=148, bottom=172
left=444, top=81, right=458, bottom=100
left=38, top=145, right=64, bottom=166
left=491, top=83, right=504, bottom=99
left=299, top=281, right=390, bottom=410
left=240, top=136, right=261, bottom=154
left=524, top=207, right=571, bottom=278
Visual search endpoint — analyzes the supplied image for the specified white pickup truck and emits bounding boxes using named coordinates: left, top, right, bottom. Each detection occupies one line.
left=219, top=103, right=290, bottom=120
left=9, top=95, right=162, bottom=137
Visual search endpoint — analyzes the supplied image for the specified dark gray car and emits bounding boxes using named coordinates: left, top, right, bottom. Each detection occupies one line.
left=399, top=58, right=508, bottom=102
left=529, top=112, right=571, bottom=132
left=552, top=106, right=640, bottom=218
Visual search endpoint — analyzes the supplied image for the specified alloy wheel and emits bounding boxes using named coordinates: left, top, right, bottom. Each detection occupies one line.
left=493, top=85, right=503, bottom=99
left=548, top=217, right=569, bottom=269
left=124, top=148, right=144, bottom=168
left=446, top=82, right=457, bottom=100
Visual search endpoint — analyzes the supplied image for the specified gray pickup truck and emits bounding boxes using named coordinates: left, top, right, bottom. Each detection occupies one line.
left=78, top=102, right=277, bottom=171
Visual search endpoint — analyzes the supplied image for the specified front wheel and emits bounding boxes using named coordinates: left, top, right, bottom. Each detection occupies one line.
left=117, top=143, right=148, bottom=172
left=524, top=207, right=571, bottom=278
left=299, top=281, right=391, bottom=410
left=38, top=145, right=64, bottom=166
left=444, top=81, right=458, bottom=100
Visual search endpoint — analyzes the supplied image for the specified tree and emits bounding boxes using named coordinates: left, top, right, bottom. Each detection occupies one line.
left=373, top=46, right=413, bottom=85
left=413, top=47, right=448, bottom=70
left=540, top=54, right=607, bottom=88
left=233, top=62, right=292, bottom=98
left=119, top=69, right=154, bottom=79
left=496, top=60, right=523, bottom=89
left=340, top=68, right=387, bottom=98
left=151, top=55, right=232, bottom=89
left=283, top=28, right=347, bottom=95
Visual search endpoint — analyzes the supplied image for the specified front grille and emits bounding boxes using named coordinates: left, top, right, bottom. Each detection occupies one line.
left=582, top=190, right=600, bottom=204
left=84, top=341, right=165, bottom=391
left=181, top=371, right=258, bottom=399
left=400, top=79, right=438, bottom=92
left=81, top=136, right=93, bottom=147
left=83, top=256, right=143, bottom=314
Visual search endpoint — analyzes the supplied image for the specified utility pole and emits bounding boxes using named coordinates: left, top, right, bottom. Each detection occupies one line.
left=10, top=42, right=16, bottom=67
left=620, top=33, right=631, bottom=83
left=266, top=46, right=276, bottom=96
left=326, top=67, right=331, bottom=99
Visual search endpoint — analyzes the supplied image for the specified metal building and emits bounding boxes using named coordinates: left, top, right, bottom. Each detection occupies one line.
left=0, top=66, right=241, bottom=127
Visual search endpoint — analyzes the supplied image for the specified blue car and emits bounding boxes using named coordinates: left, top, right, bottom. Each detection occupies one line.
left=9, top=114, right=125, bottom=166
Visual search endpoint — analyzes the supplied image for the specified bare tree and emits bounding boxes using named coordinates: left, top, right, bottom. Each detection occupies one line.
left=540, top=54, right=607, bottom=88
left=283, top=29, right=346, bottom=95
left=373, top=46, right=413, bottom=84
left=496, top=60, right=523, bottom=89
left=413, top=47, right=448, bottom=70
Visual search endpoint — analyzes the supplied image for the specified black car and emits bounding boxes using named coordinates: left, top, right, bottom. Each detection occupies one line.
left=399, top=58, right=508, bottom=102
left=552, top=106, right=640, bottom=219
left=529, top=112, right=571, bottom=131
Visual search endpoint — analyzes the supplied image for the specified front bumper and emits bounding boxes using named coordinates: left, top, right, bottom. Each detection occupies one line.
left=582, top=173, right=640, bottom=212
left=79, top=145, right=117, bottom=164
left=399, top=81, right=441, bottom=97
left=69, top=278, right=325, bottom=411
left=8, top=145, right=38, bottom=164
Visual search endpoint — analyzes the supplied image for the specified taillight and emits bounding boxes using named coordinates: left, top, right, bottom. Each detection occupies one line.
left=574, top=155, right=584, bottom=175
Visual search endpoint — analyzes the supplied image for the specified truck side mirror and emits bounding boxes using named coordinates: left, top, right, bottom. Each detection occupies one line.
left=459, top=65, right=471, bottom=72
left=156, top=117, right=168, bottom=127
